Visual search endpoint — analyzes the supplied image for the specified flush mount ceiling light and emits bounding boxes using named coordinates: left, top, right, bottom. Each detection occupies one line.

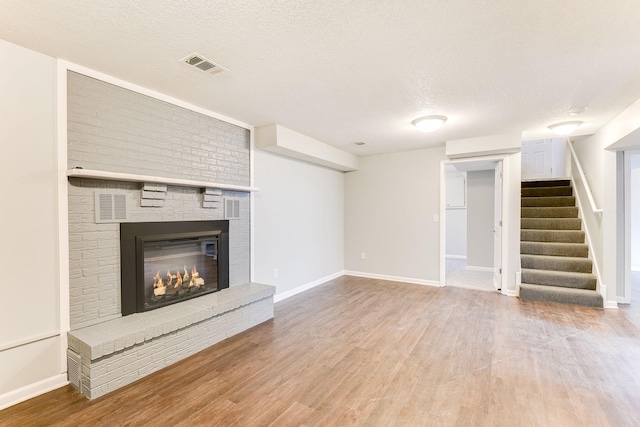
left=412, top=115, right=447, bottom=133
left=549, top=121, right=582, bottom=136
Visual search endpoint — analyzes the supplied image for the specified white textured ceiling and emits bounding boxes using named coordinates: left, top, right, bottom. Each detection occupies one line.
left=2, top=1, right=640, bottom=156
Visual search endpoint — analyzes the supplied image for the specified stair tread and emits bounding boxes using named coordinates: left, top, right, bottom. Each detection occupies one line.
left=521, top=268, right=595, bottom=279
left=521, top=229, right=584, bottom=233
left=521, top=218, right=582, bottom=230
left=521, top=206, right=579, bottom=218
left=521, top=179, right=570, bottom=188
left=519, top=283, right=603, bottom=308
left=521, top=254, right=593, bottom=273
left=521, top=268, right=596, bottom=290
left=521, top=195, right=575, bottom=199
left=521, top=196, right=576, bottom=207
left=521, top=241, right=587, bottom=248
left=520, top=241, right=589, bottom=257
left=521, top=254, right=591, bottom=262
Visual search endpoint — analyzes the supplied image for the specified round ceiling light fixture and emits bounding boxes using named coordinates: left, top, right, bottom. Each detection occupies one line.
left=549, top=121, right=582, bottom=136
left=412, top=115, right=447, bottom=133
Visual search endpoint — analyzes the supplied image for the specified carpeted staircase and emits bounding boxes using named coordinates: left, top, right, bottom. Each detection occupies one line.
left=519, top=179, right=603, bottom=308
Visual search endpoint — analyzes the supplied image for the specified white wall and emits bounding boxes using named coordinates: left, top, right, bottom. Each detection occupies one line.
left=573, top=98, right=640, bottom=304
left=631, top=162, right=640, bottom=271
left=253, top=150, right=344, bottom=298
left=466, top=170, right=495, bottom=268
left=0, top=40, right=65, bottom=407
left=446, top=209, right=467, bottom=258
left=551, top=138, right=568, bottom=178
left=344, top=147, right=447, bottom=283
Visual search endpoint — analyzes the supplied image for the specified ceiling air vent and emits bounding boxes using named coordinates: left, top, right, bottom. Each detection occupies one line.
left=180, top=52, right=228, bottom=75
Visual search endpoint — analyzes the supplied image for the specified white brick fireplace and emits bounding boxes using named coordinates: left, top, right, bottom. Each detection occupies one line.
left=64, top=70, right=273, bottom=399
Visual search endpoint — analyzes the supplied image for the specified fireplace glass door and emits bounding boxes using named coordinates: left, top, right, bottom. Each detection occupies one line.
left=140, top=231, right=220, bottom=311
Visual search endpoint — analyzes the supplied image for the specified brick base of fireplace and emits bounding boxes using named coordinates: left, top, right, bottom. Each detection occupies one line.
left=67, top=283, right=275, bottom=399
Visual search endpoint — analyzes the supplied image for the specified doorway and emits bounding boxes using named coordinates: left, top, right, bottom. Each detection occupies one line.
left=624, top=150, right=640, bottom=306
left=442, top=158, right=503, bottom=292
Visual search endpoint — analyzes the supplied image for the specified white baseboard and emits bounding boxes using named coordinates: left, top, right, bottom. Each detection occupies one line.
left=465, top=265, right=493, bottom=272
left=344, top=270, right=442, bottom=287
left=445, top=255, right=467, bottom=260
left=0, top=373, right=68, bottom=411
left=273, top=271, right=343, bottom=303
left=503, top=289, right=518, bottom=297
left=604, top=300, right=619, bottom=309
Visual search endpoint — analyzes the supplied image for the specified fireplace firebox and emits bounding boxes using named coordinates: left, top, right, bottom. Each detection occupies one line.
left=120, top=220, right=229, bottom=316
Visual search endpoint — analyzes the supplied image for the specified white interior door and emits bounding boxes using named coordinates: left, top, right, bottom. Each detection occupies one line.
left=493, top=162, right=503, bottom=290
left=522, top=139, right=552, bottom=179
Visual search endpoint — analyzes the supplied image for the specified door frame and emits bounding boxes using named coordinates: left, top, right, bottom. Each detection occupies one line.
left=493, top=161, right=503, bottom=290
left=440, top=154, right=509, bottom=294
left=623, top=150, right=640, bottom=303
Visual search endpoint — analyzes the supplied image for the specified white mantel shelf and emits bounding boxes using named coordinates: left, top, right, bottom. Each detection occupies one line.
left=66, top=168, right=259, bottom=192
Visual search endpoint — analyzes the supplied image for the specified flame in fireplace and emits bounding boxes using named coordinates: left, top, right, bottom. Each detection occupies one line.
left=166, top=270, right=173, bottom=287
left=153, top=266, right=204, bottom=296
left=153, top=271, right=164, bottom=288
left=153, top=271, right=167, bottom=296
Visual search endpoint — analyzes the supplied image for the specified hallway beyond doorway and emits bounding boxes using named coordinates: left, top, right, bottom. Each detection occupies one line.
left=445, top=258, right=495, bottom=292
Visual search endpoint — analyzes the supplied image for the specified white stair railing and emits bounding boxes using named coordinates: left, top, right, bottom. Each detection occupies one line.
left=567, top=139, right=602, bottom=215
left=566, top=139, right=604, bottom=301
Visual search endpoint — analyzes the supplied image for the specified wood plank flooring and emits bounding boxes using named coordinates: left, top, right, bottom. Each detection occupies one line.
left=2, top=275, right=640, bottom=426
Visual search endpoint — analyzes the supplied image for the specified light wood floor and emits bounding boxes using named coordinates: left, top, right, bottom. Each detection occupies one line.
left=2, top=276, right=640, bottom=426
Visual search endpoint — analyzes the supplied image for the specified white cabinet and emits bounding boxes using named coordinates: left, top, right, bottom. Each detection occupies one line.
left=446, top=175, right=466, bottom=208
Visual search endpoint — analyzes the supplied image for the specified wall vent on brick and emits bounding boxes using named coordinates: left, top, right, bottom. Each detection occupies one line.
left=224, top=197, right=241, bottom=220
left=95, top=192, right=127, bottom=223
left=67, top=348, right=82, bottom=392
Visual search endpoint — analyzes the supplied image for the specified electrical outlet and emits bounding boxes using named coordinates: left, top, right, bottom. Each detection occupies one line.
left=433, top=214, right=439, bottom=222
left=273, top=268, right=278, bottom=278
left=361, top=252, right=366, bottom=260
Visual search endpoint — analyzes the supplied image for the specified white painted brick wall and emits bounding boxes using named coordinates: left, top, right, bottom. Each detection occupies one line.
left=67, top=72, right=249, bottom=186
left=70, top=285, right=275, bottom=399
left=66, top=72, right=252, bottom=329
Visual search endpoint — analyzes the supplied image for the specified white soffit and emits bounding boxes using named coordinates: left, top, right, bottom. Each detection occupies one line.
left=446, top=133, right=522, bottom=159
left=255, top=124, right=359, bottom=172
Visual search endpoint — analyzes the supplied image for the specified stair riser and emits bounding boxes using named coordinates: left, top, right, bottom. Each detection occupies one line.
left=521, top=180, right=570, bottom=188
left=521, top=230, right=585, bottom=243
left=521, top=207, right=578, bottom=218
left=521, top=197, right=576, bottom=207
left=521, top=218, right=582, bottom=230
left=521, top=270, right=596, bottom=290
left=521, top=187, right=573, bottom=197
left=521, top=255, right=592, bottom=273
left=519, top=285, right=603, bottom=308
left=520, top=242, right=588, bottom=257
